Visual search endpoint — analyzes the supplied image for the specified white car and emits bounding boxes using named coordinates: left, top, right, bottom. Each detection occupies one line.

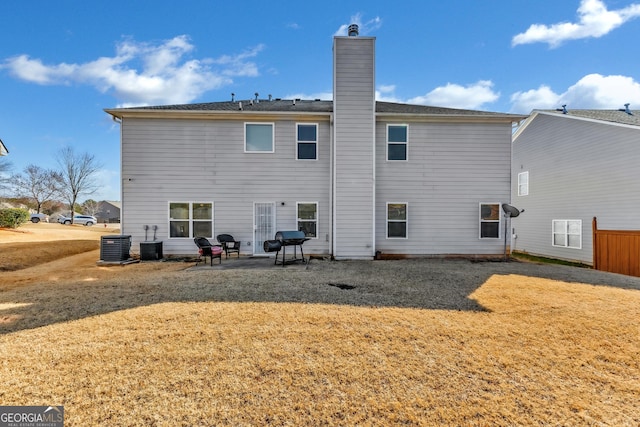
left=30, top=213, right=49, bottom=223
left=58, top=215, right=97, bottom=226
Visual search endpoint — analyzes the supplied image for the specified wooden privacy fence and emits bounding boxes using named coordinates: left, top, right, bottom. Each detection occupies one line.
left=592, top=217, right=640, bottom=277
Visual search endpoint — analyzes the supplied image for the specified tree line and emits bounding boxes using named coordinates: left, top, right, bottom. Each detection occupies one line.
left=0, top=146, right=103, bottom=224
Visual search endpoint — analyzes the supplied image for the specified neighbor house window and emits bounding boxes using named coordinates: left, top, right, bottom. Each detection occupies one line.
left=169, top=202, right=213, bottom=238
left=518, top=171, right=529, bottom=196
left=297, top=123, right=317, bottom=160
left=245, top=123, right=274, bottom=152
left=552, top=220, right=582, bottom=249
left=387, top=203, right=407, bottom=238
left=480, top=203, right=500, bottom=239
left=297, top=202, right=317, bottom=238
left=387, top=124, right=408, bottom=161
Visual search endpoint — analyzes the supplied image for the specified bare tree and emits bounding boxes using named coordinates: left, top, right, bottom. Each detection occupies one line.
left=82, top=199, right=100, bottom=216
left=56, top=146, right=102, bottom=224
left=0, top=157, right=12, bottom=197
left=12, top=164, right=62, bottom=213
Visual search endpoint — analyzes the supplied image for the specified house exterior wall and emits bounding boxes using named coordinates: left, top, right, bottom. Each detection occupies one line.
left=333, top=35, right=376, bottom=260
left=121, top=116, right=332, bottom=256
left=512, top=113, right=640, bottom=264
left=375, top=121, right=513, bottom=255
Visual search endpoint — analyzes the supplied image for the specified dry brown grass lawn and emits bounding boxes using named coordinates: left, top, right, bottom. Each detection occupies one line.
left=1, top=223, right=639, bottom=426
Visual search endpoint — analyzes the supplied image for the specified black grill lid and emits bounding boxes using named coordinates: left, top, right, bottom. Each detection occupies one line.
left=275, top=230, right=307, bottom=241
left=276, top=230, right=306, bottom=240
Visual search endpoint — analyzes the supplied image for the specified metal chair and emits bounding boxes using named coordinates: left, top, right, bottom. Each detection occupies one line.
left=216, top=234, right=241, bottom=258
left=193, top=237, right=222, bottom=266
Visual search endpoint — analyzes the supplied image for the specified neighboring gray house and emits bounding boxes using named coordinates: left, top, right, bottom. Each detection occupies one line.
left=95, top=200, right=121, bottom=223
left=511, top=107, right=640, bottom=265
left=105, top=26, right=525, bottom=259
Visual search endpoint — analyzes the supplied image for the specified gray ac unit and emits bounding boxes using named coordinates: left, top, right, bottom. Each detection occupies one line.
left=100, top=235, right=132, bottom=262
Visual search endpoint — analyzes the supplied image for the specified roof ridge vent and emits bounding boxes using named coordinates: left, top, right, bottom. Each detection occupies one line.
left=555, top=104, right=568, bottom=114
left=255, top=92, right=259, bottom=103
left=231, top=93, right=235, bottom=102
left=618, top=103, right=633, bottom=115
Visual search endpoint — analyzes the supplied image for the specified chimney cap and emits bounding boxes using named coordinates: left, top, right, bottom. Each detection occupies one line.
left=348, top=24, right=359, bottom=37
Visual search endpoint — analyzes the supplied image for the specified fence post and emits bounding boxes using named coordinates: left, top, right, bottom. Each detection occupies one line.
left=592, top=217, right=598, bottom=270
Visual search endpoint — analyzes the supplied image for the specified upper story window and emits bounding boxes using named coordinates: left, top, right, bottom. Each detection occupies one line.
left=245, top=123, right=274, bottom=153
left=169, top=202, right=213, bottom=238
left=552, top=220, right=582, bottom=249
left=518, top=171, right=529, bottom=196
left=297, top=123, right=317, bottom=160
left=297, top=202, right=318, bottom=238
left=479, top=203, right=500, bottom=239
left=387, top=124, right=408, bottom=161
left=387, top=202, right=407, bottom=238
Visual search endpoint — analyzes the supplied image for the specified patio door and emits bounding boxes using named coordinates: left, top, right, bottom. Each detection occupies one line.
left=254, top=202, right=276, bottom=255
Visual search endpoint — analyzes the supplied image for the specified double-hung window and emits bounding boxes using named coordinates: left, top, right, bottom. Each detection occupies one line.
left=169, top=202, right=213, bottom=238
left=387, top=124, right=408, bottom=161
left=297, top=202, right=317, bottom=238
left=297, top=123, right=317, bottom=160
left=245, top=123, right=274, bottom=152
left=387, top=203, right=407, bottom=238
left=518, top=171, right=529, bottom=196
left=479, top=203, right=500, bottom=239
left=552, top=220, right=582, bottom=249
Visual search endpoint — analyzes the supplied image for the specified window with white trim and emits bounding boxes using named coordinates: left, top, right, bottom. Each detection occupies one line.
left=552, top=220, right=582, bottom=249
left=245, top=123, right=274, bottom=152
left=387, top=203, right=407, bottom=238
left=480, top=203, right=500, bottom=239
left=518, top=171, right=529, bottom=196
left=169, top=202, right=213, bottom=238
left=297, top=123, right=317, bottom=160
left=387, top=124, right=408, bottom=161
left=297, top=202, right=317, bottom=238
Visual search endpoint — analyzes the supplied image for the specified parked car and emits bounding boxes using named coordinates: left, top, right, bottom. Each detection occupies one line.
left=58, top=215, right=98, bottom=226
left=30, top=213, right=49, bottom=223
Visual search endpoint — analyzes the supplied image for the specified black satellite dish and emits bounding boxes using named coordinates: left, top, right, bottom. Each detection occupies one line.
left=501, top=203, right=522, bottom=218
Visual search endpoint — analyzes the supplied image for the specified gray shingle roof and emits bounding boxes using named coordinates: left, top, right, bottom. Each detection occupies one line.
left=538, top=108, right=640, bottom=127
left=107, top=99, right=525, bottom=119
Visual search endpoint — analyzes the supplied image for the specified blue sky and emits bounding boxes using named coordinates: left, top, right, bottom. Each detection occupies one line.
left=1, top=0, right=640, bottom=202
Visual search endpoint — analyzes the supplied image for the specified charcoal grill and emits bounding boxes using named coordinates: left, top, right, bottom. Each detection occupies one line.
left=263, top=230, right=310, bottom=267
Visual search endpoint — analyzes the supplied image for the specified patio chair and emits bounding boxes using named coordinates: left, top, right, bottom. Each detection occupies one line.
left=193, top=237, right=222, bottom=266
left=216, top=234, right=241, bottom=258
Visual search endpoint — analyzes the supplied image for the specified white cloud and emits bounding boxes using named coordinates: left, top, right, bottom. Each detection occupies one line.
left=407, top=80, right=500, bottom=109
left=285, top=91, right=333, bottom=100
left=510, top=73, right=640, bottom=113
left=1, top=35, right=264, bottom=105
left=334, top=13, right=382, bottom=36
left=512, top=0, right=640, bottom=47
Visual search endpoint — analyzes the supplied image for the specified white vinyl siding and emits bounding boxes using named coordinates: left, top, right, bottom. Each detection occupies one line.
left=512, top=112, right=640, bottom=264
left=518, top=171, right=529, bottom=196
left=376, top=121, right=512, bottom=256
left=333, top=36, right=376, bottom=259
left=120, top=118, right=331, bottom=256
left=552, top=219, right=582, bottom=249
left=387, top=124, right=408, bottom=161
left=245, top=123, right=274, bottom=152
